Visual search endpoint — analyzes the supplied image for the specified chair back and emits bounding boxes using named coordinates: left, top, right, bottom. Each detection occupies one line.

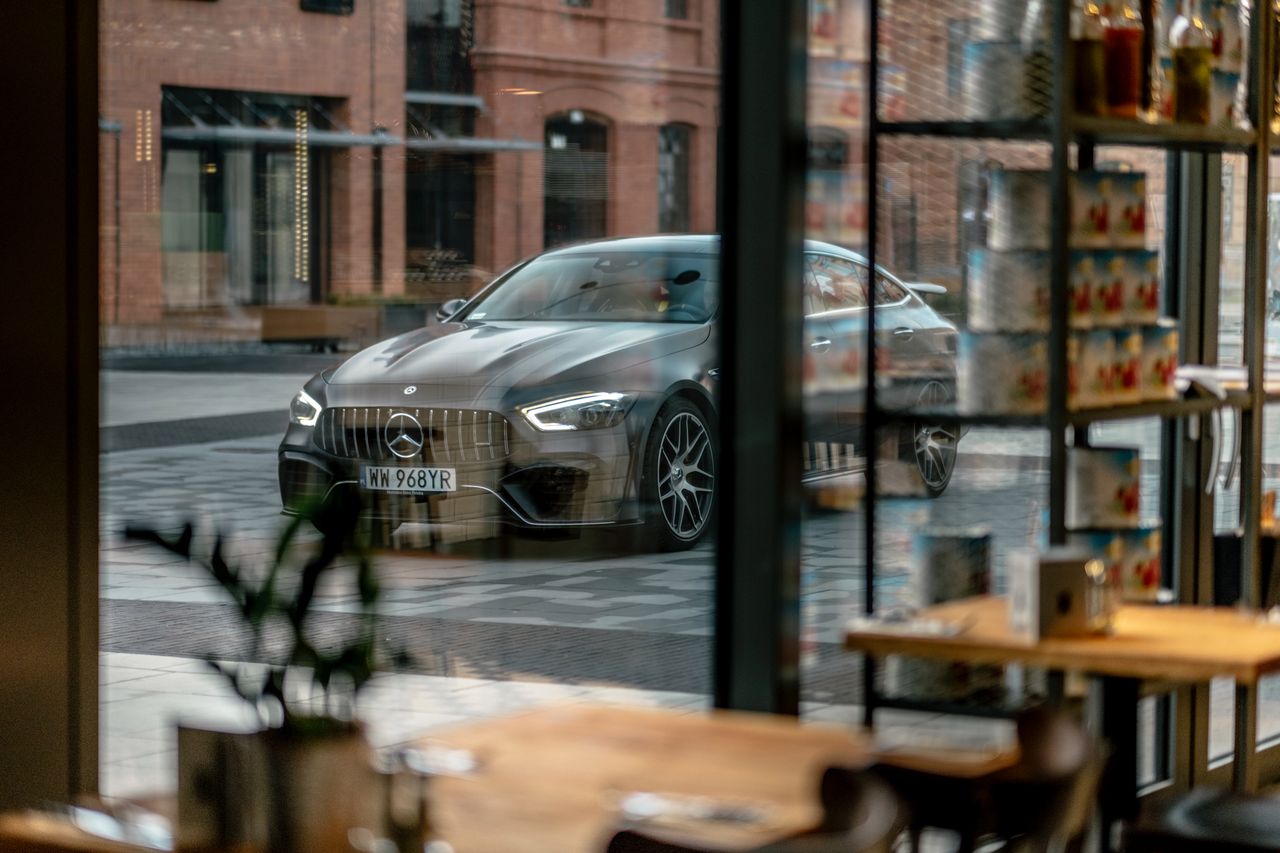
left=993, top=705, right=1106, bottom=851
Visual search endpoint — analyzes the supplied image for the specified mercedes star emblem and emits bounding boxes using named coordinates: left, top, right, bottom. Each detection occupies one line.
left=384, top=412, right=425, bottom=459
left=403, top=385, right=417, bottom=395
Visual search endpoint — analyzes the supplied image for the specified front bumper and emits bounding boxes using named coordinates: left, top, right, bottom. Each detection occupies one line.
left=278, top=409, right=640, bottom=533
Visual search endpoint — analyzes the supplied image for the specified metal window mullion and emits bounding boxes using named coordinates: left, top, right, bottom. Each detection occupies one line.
left=859, top=0, right=881, bottom=730
left=713, top=0, right=807, bottom=714
left=1046, top=0, right=1071, bottom=545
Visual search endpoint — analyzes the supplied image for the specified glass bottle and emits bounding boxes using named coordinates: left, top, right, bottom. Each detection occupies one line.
left=1212, top=0, right=1243, bottom=72
left=1170, top=1, right=1214, bottom=123
left=1103, top=0, right=1146, bottom=118
left=1021, top=0, right=1053, bottom=118
left=1274, top=0, right=1280, bottom=130
left=1073, top=1, right=1107, bottom=115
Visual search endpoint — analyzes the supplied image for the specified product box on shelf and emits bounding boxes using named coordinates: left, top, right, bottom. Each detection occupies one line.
left=1073, top=172, right=1113, bottom=249
left=1074, top=329, right=1117, bottom=410
left=956, top=332, right=1047, bottom=415
left=1062, top=527, right=1163, bottom=606
left=967, top=249, right=1050, bottom=332
left=962, top=42, right=1026, bottom=121
left=1113, top=328, right=1144, bottom=405
left=1092, top=251, right=1128, bottom=327
left=990, top=169, right=1147, bottom=252
left=1069, top=251, right=1098, bottom=329
left=1008, top=547, right=1112, bottom=639
left=1107, top=173, right=1147, bottom=248
left=973, top=0, right=1031, bottom=41
left=1067, top=335, right=1082, bottom=410
left=1141, top=322, right=1180, bottom=401
left=885, top=527, right=1003, bottom=700
left=989, top=170, right=1054, bottom=251
left=1066, top=445, right=1142, bottom=530
left=1211, top=70, right=1241, bottom=129
left=1209, top=0, right=1245, bottom=74
left=1125, top=250, right=1161, bottom=324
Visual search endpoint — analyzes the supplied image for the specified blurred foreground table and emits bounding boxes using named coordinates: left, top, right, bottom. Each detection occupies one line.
left=421, top=703, right=874, bottom=852
left=845, top=596, right=1280, bottom=846
left=0, top=704, right=875, bottom=853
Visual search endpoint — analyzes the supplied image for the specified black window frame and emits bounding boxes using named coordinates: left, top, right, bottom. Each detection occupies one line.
left=300, top=0, right=355, bottom=15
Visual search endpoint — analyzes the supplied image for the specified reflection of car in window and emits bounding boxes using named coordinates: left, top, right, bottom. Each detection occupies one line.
left=278, top=235, right=961, bottom=552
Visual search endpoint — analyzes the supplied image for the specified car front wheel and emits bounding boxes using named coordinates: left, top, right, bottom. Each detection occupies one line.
left=640, top=397, right=716, bottom=551
left=904, top=379, right=958, bottom=498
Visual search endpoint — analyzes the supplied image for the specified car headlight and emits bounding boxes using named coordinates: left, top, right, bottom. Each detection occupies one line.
left=290, top=389, right=323, bottom=427
left=519, top=392, right=633, bottom=432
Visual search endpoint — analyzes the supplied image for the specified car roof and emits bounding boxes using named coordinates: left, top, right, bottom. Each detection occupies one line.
left=540, top=234, right=870, bottom=266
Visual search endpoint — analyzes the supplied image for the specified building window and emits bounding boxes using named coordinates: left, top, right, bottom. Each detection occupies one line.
left=407, top=0, right=474, bottom=94
left=159, top=87, right=339, bottom=307
left=544, top=113, right=608, bottom=248
left=946, top=18, right=975, bottom=101
left=564, top=0, right=592, bottom=7
left=665, top=0, right=689, bottom=19
left=301, top=0, right=354, bottom=14
left=658, top=123, right=692, bottom=233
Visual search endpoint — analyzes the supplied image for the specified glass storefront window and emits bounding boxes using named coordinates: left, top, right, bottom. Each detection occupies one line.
left=99, top=0, right=719, bottom=797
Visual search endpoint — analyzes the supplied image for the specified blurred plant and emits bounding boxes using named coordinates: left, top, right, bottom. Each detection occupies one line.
left=124, top=494, right=408, bottom=734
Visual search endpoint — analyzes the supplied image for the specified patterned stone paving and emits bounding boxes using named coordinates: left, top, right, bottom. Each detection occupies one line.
left=101, top=366, right=1280, bottom=821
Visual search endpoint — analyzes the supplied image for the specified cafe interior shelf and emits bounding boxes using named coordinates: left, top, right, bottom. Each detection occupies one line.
left=874, top=393, right=1253, bottom=430
left=878, top=117, right=1258, bottom=152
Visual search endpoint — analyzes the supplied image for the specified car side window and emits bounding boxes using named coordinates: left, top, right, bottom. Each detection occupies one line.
left=872, top=269, right=910, bottom=305
left=802, top=256, right=825, bottom=316
left=807, top=254, right=867, bottom=311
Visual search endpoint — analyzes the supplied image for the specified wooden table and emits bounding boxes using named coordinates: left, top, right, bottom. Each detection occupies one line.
left=0, top=704, right=876, bottom=853
left=421, top=704, right=872, bottom=852
left=845, top=596, right=1280, bottom=795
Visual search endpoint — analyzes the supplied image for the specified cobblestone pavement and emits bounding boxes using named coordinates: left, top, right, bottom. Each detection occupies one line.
left=98, top=365, right=1280, bottom=805
left=101, top=427, right=1055, bottom=712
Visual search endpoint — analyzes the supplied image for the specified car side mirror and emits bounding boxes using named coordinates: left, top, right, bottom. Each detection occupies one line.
left=905, top=282, right=947, bottom=296
left=436, top=297, right=468, bottom=323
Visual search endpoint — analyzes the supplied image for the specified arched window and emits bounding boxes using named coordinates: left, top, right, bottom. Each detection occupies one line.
left=544, top=112, right=608, bottom=248
left=658, top=123, right=693, bottom=233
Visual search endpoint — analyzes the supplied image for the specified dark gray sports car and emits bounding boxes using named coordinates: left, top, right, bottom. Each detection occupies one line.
left=278, top=235, right=958, bottom=550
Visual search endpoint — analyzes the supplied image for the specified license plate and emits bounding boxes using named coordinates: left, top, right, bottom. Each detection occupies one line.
left=360, top=466, right=457, bottom=493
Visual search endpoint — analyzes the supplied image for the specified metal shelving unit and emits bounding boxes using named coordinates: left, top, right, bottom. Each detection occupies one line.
left=862, top=0, right=1275, bottom=794
left=876, top=394, right=1253, bottom=429
left=880, top=117, right=1257, bottom=151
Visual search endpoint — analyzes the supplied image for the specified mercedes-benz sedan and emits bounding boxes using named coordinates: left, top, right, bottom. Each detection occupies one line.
left=278, top=235, right=959, bottom=550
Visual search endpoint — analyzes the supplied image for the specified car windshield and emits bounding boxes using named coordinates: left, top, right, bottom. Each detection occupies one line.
left=463, top=251, right=720, bottom=323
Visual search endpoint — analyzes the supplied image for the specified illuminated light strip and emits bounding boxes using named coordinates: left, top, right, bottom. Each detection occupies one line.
left=294, top=108, right=310, bottom=282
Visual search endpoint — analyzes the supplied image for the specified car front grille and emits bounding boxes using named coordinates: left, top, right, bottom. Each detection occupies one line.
left=314, top=407, right=512, bottom=464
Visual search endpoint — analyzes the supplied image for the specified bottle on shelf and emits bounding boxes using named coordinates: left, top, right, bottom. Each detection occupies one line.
left=1210, top=0, right=1243, bottom=73
left=1274, top=0, right=1280, bottom=130
left=1020, top=0, right=1053, bottom=118
left=1103, top=0, right=1146, bottom=118
left=1143, top=0, right=1169, bottom=119
left=1073, top=0, right=1108, bottom=115
left=1169, top=0, right=1213, bottom=124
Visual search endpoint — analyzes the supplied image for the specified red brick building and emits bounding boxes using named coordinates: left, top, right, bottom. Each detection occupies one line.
left=98, top=0, right=720, bottom=340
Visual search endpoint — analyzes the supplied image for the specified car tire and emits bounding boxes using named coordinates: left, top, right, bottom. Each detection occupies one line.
left=639, top=397, right=717, bottom=551
left=902, top=379, right=959, bottom=499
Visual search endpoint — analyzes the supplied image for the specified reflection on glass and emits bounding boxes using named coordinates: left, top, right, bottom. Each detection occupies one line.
left=99, top=0, right=719, bottom=797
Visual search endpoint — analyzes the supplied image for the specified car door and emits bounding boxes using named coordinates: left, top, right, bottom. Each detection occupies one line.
left=803, top=252, right=867, bottom=455
left=865, top=263, right=957, bottom=411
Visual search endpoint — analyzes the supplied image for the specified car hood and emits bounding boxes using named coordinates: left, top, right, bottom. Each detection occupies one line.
left=328, top=320, right=710, bottom=394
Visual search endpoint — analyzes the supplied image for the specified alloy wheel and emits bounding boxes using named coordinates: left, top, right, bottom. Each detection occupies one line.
left=913, top=380, right=958, bottom=494
left=656, top=411, right=715, bottom=540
